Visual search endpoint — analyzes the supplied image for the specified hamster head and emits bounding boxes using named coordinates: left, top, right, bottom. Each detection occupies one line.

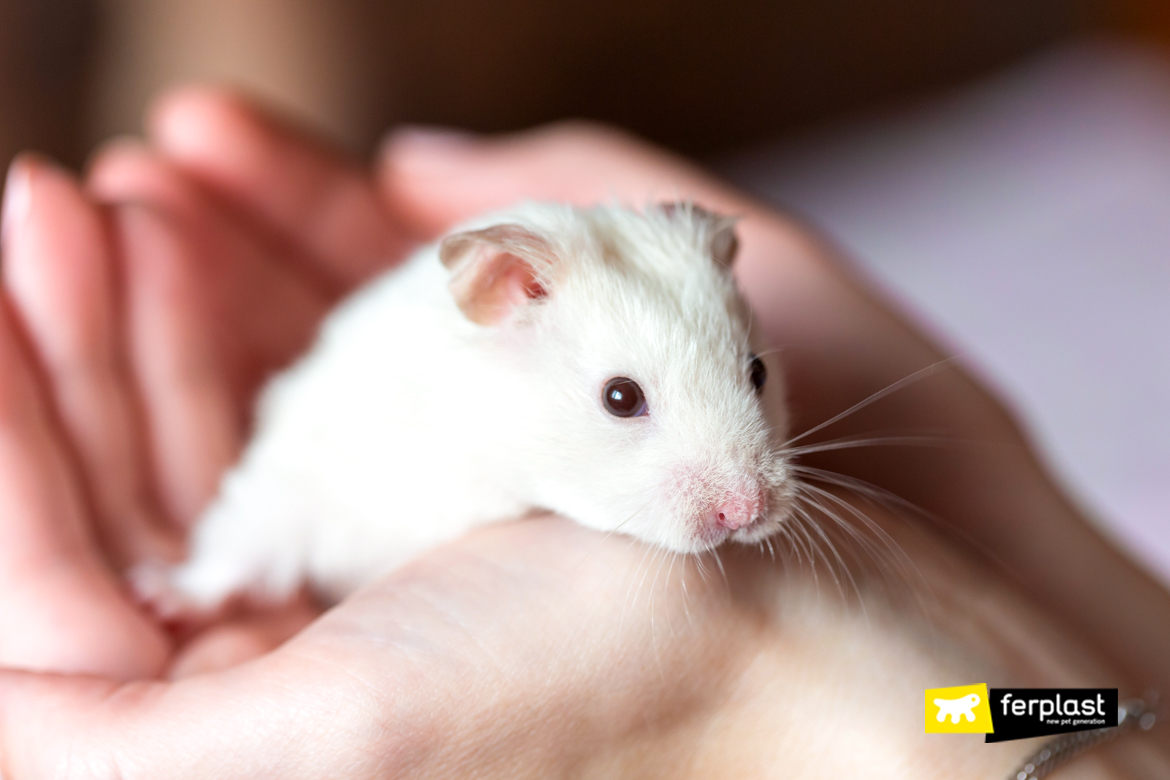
left=439, top=201, right=792, bottom=553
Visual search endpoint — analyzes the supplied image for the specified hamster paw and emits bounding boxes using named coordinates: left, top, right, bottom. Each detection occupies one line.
left=127, top=559, right=208, bottom=621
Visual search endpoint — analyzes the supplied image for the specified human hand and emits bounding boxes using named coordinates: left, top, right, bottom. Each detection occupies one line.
left=0, top=125, right=389, bottom=683
left=0, top=161, right=793, bottom=772
left=0, top=154, right=172, bottom=680
left=371, top=116, right=1170, bottom=697
left=0, top=93, right=795, bottom=777
left=0, top=88, right=1166, bottom=777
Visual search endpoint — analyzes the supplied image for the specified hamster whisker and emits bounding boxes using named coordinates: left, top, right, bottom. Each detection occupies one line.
left=797, top=482, right=920, bottom=588
left=648, top=546, right=671, bottom=649
left=789, top=514, right=817, bottom=573
left=693, top=549, right=710, bottom=584
left=573, top=499, right=655, bottom=586
left=665, top=550, right=696, bottom=635
left=633, top=546, right=670, bottom=676
left=791, top=491, right=871, bottom=622
left=793, top=469, right=930, bottom=584
left=783, top=509, right=817, bottom=585
left=649, top=548, right=698, bottom=655
left=790, top=480, right=935, bottom=621
left=789, top=465, right=936, bottom=526
left=599, top=497, right=656, bottom=544
left=622, top=536, right=665, bottom=624
left=795, top=483, right=899, bottom=576
left=711, top=547, right=730, bottom=591
left=781, top=356, right=961, bottom=449
left=625, top=541, right=691, bottom=640
left=780, top=434, right=957, bottom=457
left=790, top=500, right=852, bottom=600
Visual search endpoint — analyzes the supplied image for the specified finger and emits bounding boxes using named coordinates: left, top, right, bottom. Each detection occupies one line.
left=0, top=660, right=389, bottom=779
left=89, top=141, right=334, bottom=400
left=377, top=120, right=756, bottom=240
left=147, top=86, right=409, bottom=289
left=89, top=137, right=210, bottom=230
left=0, top=302, right=168, bottom=679
left=0, top=670, right=128, bottom=779
left=2, top=155, right=179, bottom=568
left=91, top=146, right=333, bottom=526
left=166, top=596, right=320, bottom=679
left=0, top=191, right=168, bottom=676
left=111, top=204, right=245, bottom=527
left=376, top=121, right=814, bottom=297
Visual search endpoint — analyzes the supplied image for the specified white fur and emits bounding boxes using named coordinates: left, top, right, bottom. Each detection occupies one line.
left=157, top=202, right=792, bottom=608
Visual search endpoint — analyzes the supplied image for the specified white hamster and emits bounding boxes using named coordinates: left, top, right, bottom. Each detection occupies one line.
left=140, top=201, right=794, bottom=610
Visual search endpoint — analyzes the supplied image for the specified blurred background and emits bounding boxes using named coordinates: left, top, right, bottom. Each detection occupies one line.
left=2, top=0, right=1166, bottom=164
left=0, top=0, right=1167, bottom=583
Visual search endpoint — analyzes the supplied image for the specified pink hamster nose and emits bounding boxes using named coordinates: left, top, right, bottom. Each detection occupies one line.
left=707, top=490, right=764, bottom=531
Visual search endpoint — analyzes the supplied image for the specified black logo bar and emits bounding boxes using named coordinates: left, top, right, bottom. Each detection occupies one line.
left=985, top=688, right=1118, bottom=743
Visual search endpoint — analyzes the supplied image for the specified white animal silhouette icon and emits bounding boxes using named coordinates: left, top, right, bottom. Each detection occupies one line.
left=934, top=693, right=981, bottom=724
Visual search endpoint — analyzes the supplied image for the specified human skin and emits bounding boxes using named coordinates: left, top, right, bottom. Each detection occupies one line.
left=0, top=89, right=1167, bottom=777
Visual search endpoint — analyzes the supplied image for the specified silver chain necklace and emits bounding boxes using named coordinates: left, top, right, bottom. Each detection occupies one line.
left=1004, top=695, right=1160, bottom=780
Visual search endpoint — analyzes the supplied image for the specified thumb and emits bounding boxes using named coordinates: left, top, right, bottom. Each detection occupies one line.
left=377, top=120, right=755, bottom=239
left=0, top=658, right=394, bottom=779
left=0, top=669, right=130, bottom=778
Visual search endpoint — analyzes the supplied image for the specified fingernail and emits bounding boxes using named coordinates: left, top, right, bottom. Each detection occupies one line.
left=380, top=125, right=481, bottom=159
left=1, top=158, right=32, bottom=251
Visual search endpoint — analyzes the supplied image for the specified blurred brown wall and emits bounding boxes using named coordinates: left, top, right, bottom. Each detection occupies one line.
left=1115, top=0, right=1170, bottom=44
left=1, top=0, right=1168, bottom=176
left=0, top=0, right=95, bottom=167
left=352, top=0, right=1095, bottom=156
left=91, top=0, right=373, bottom=153
left=89, top=0, right=1098, bottom=156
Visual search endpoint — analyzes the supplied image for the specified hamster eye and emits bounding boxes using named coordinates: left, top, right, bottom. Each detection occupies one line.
left=749, top=354, right=767, bottom=393
left=603, top=377, right=648, bottom=417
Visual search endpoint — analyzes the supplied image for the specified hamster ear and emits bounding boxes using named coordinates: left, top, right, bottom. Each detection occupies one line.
left=658, top=201, right=740, bottom=267
left=438, top=224, right=555, bottom=325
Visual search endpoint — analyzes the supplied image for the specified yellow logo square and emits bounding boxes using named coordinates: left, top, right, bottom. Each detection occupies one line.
left=925, top=684, right=994, bottom=734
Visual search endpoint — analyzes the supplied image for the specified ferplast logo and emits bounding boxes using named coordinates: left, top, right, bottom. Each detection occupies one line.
left=925, top=685, right=1119, bottom=742
left=925, top=684, right=994, bottom=734
left=985, top=688, right=1118, bottom=743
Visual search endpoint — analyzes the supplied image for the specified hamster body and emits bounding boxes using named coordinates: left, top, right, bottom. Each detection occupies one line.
left=153, top=202, right=793, bottom=608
